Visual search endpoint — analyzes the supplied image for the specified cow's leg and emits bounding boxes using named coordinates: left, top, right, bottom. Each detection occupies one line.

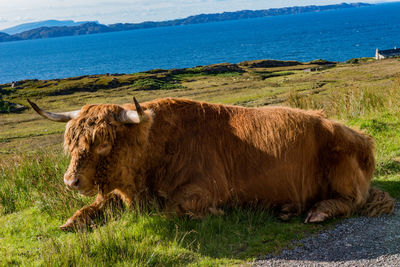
left=304, top=197, right=357, bottom=223
left=279, top=203, right=302, bottom=221
left=305, top=155, right=369, bottom=223
left=165, top=183, right=224, bottom=218
left=60, top=192, right=123, bottom=231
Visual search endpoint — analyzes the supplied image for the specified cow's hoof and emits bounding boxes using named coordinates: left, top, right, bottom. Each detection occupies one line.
left=279, top=204, right=300, bottom=221
left=59, top=218, right=86, bottom=231
left=209, top=207, right=224, bottom=216
left=279, top=213, right=291, bottom=221
left=304, top=210, right=328, bottom=223
left=59, top=220, right=76, bottom=231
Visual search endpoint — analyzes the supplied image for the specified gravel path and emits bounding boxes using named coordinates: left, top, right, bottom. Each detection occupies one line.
left=255, top=203, right=400, bottom=266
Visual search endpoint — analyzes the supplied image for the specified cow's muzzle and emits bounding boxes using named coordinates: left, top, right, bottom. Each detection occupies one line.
left=64, top=173, right=80, bottom=190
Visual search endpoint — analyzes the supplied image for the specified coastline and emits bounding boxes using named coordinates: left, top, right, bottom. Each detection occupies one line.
left=0, top=3, right=370, bottom=43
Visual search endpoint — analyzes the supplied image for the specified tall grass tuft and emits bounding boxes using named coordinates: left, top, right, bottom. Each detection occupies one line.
left=286, top=90, right=323, bottom=111
left=0, top=151, right=91, bottom=219
left=287, top=79, right=400, bottom=119
left=327, top=86, right=385, bottom=118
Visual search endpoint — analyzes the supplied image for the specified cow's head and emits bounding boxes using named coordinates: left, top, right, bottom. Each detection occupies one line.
left=27, top=98, right=151, bottom=196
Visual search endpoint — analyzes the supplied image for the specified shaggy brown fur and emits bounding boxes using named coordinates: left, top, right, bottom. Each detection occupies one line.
left=55, top=98, right=394, bottom=229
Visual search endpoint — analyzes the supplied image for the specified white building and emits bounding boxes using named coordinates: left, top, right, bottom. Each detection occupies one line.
left=376, top=47, right=400, bottom=60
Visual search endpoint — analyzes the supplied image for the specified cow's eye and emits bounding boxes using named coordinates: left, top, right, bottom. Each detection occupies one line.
left=96, top=143, right=112, bottom=155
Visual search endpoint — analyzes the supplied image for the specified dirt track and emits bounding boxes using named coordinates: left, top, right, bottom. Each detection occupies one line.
left=255, top=203, right=400, bottom=266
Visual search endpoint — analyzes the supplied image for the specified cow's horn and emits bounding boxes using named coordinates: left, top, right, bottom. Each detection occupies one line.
left=27, top=99, right=80, bottom=122
left=119, top=110, right=141, bottom=124
left=133, top=97, right=145, bottom=117
left=118, top=97, right=148, bottom=124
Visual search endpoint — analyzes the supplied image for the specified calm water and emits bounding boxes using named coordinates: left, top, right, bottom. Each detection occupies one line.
left=1, top=2, right=400, bottom=83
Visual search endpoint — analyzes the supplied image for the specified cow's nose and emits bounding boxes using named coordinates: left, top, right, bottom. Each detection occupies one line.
left=64, top=174, right=80, bottom=190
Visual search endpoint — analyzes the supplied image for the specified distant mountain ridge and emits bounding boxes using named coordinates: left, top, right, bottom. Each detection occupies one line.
left=0, top=3, right=371, bottom=43
left=14, top=22, right=112, bottom=40
left=1, top=20, right=98, bottom=35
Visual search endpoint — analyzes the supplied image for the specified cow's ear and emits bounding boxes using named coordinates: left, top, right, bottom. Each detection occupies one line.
left=96, top=143, right=112, bottom=156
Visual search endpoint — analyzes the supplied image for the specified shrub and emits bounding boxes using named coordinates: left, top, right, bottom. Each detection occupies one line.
left=0, top=95, right=11, bottom=113
left=346, top=58, right=359, bottom=64
left=133, top=78, right=181, bottom=90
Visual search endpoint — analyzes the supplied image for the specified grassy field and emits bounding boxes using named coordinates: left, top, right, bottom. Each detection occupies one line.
left=1, top=58, right=400, bottom=266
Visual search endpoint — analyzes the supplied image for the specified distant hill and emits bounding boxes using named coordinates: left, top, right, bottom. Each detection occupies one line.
left=0, top=3, right=371, bottom=43
left=1, top=20, right=97, bottom=35
left=109, top=2, right=370, bottom=31
left=14, top=22, right=112, bottom=40
left=0, top=32, right=21, bottom=42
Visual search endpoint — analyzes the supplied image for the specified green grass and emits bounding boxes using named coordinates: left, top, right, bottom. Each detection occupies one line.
left=1, top=58, right=400, bottom=266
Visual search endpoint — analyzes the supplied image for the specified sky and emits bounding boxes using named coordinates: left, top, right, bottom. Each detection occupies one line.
left=0, top=0, right=398, bottom=30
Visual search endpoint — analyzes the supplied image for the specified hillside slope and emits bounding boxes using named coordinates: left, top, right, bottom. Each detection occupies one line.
left=1, top=58, right=400, bottom=266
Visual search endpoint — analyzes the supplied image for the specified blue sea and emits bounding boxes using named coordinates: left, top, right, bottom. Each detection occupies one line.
left=1, top=2, right=400, bottom=84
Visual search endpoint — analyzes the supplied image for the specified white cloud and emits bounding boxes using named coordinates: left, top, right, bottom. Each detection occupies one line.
left=0, top=0, right=398, bottom=30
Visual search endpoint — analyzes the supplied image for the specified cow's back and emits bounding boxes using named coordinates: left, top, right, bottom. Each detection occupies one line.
left=139, top=99, right=329, bottom=207
left=226, top=105, right=324, bottom=206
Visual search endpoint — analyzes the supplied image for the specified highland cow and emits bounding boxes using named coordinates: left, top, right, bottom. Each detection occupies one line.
left=27, top=98, right=394, bottom=230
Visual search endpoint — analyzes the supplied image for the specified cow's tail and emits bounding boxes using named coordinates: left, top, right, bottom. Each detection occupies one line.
left=355, top=133, right=395, bottom=217
left=323, top=120, right=395, bottom=217
left=359, top=187, right=395, bottom=216
left=358, top=134, right=375, bottom=182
